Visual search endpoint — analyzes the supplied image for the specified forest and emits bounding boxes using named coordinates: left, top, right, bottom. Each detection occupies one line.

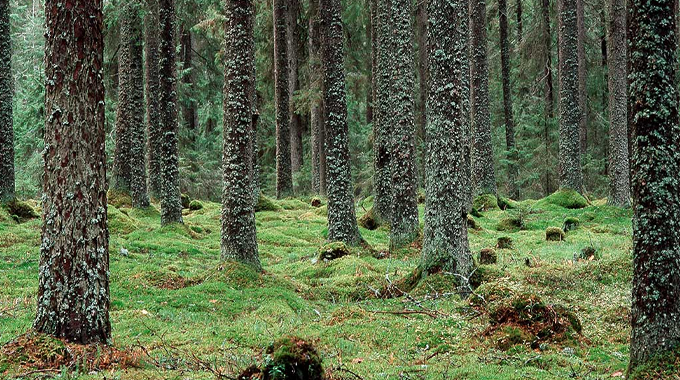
left=0, top=0, right=679, bottom=378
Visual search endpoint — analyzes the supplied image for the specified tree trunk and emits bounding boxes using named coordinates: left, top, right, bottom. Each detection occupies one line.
left=470, top=0, right=497, bottom=197
left=541, top=0, right=555, bottom=195
left=416, top=0, right=428, bottom=188
left=0, top=0, right=14, bottom=203
left=274, top=0, right=293, bottom=198
left=288, top=0, right=303, bottom=173
left=421, top=0, right=473, bottom=287
left=222, top=0, right=261, bottom=271
left=577, top=0, right=587, bottom=154
left=606, top=0, right=629, bottom=207
left=145, top=0, right=163, bottom=200
left=517, top=0, right=523, bottom=44
left=320, top=0, right=363, bottom=246
left=499, top=0, right=519, bottom=199
left=557, top=0, right=584, bottom=192
left=158, top=0, right=183, bottom=224
left=34, top=0, right=111, bottom=344
left=366, top=0, right=374, bottom=125
left=310, top=0, right=322, bottom=194
left=628, top=0, right=680, bottom=370
left=180, top=26, right=198, bottom=147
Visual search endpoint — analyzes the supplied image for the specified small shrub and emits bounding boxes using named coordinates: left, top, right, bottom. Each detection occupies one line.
left=546, top=227, right=565, bottom=241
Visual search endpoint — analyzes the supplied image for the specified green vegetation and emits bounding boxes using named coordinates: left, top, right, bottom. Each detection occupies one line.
left=539, top=189, right=589, bottom=209
left=473, top=193, right=500, bottom=211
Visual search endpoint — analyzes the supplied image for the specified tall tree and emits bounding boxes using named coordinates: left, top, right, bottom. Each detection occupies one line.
left=366, top=0, right=374, bottom=125
left=288, top=0, right=304, bottom=173
left=34, top=0, right=111, bottom=344
left=180, top=25, right=198, bottom=146
left=541, top=0, right=555, bottom=195
left=557, top=0, right=584, bottom=192
left=222, top=0, right=261, bottom=271
left=310, top=0, right=322, bottom=194
left=416, top=0, right=428, bottom=186
left=145, top=0, right=163, bottom=200
left=470, top=0, right=497, bottom=197
left=499, top=0, right=519, bottom=199
left=420, top=0, right=473, bottom=283
left=606, top=0, right=629, bottom=207
left=274, top=0, right=293, bottom=198
left=388, top=0, right=420, bottom=249
left=320, top=0, right=363, bottom=246
left=517, top=0, right=523, bottom=43
left=577, top=0, right=587, bottom=153
left=159, top=0, right=184, bottom=224
left=0, top=0, right=14, bottom=203
left=628, top=0, right=680, bottom=371
left=113, top=0, right=149, bottom=208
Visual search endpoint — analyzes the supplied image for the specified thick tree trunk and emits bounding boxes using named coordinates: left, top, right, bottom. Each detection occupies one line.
left=541, top=0, right=555, bottom=195
left=319, top=99, right=328, bottom=196
left=470, top=0, right=497, bottom=197
left=222, top=0, right=261, bottom=271
left=366, top=0, right=374, bottom=125
left=557, top=0, right=584, bottom=192
left=310, top=0, right=322, bottom=194
left=35, top=0, right=111, bottom=344
left=416, top=0, right=428, bottom=188
left=320, top=0, right=363, bottom=246
left=180, top=26, right=198, bottom=146
left=421, top=0, right=473, bottom=286
left=577, top=0, right=587, bottom=154
left=499, top=0, right=519, bottom=199
left=288, top=0, right=303, bottom=173
left=274, top=0, right=293, bottom=198
left=606, top=0, right=629, bottom=208
left=158, top=0, right=183, bottom=224
left=0, top=0, right=14, bottom=203
left=628, top=0, right=680, bottom=370
left=145, top=0, right=163, bottom=200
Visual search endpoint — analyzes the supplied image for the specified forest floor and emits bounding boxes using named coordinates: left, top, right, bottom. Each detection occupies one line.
left=0, top=192, right=634, bottom=379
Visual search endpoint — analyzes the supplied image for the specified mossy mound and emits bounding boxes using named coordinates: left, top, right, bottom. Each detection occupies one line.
left=479, top=248, right=497, bottom=265
left=576, top=246, right=598, bottom=261
left=261, top=336, right=323, bottom=380
left=628, top=346, right=680, bottom=380
left=318, top=242, right=351, bottom=261
left=497, top=236, right=513, bottom=249
left=127, top=205, right=161, bottom=219
left=108, top=189, right=133, bottom=208
left=215, top=260, right=264, bottom=288
left=181, top=193, right=192, bottom=209
left=358, top=207, right=381, bottom=230
left=562, top=217, right=580, bottom=232
left=470, top=265, right=506, bottom=289
left=541, top=189, right=588, bottom=209
left=310, top=197, right=322, bottom=208
left=467, top=215, right=479, bottom=230
left=2, top=199, right=40, bottom=222
left=189, top=200, right=204, bottom=211
left=546, top=227, right=565, bottom=241
left=143, top=267, right=200, bottom=290
left=496, top=217, right=524, bottom=232
left=107, top=206, right=138, bottom=235
left=497, top=197, right=518, bottom=210
left=473, top=194, right=499, bottom=212
left=410, top=272, right=460, bottom=297
left=256, top=194, right=283, bottom=212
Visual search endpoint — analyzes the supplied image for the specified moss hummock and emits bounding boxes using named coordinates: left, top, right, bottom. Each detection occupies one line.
left=188, top=200, right=204, bottom=211
left=540, top=189, right=588, bottom=209
left=256, top=194, right=283, bottom=212
left=479, top=248, right=497, bottom=265
left=318, top=242, right=351, bottom=261
left=562, top=217, right=580, bottom=232
left=546, top=227, right=565, bottom=241
left=108, top=189, right=133, bottom=208
left=473, top=194, right=499, bottom=211
left=497, top=236, right=513, bottom=249
left=262, top=336, right=323, bottom=380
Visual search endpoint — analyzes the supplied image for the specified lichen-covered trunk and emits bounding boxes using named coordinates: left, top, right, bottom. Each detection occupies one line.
left=320, top=0, right=363, bottom=246
left=541, top=0, right=556, bottom=195
left=576, top=0, right=587, bottom=153
left=557, top=0, right=584, bottom=192
left=366, top=0, right=374, bottom=125
left=288, top=0, right=303, bottom=173
left=222, top=0, right=261, bottom=271
left=499, top=0, right=519, bottom=199
left=517, top=0, right=523, bottom=43
left=0, top=0, right=14, bottom=203
left=319, top=99, right=328, bottom=196
left=421, top=0, right=473, bottom=285
left=416, top=0, right=428, bottom=188
left=145, top=0, right=163, bottom=200
left=628, top=0, right=680, bottom=371
left=158, top=0, right=183, bottom=224
left=470, top=0, right=497, bottom=197
left=388, top=0, right=420, bottom=249
left=114, top=0, right=149, bottom=208
left=180, top=26, right=198, bottom=147
left=34, top=0, right=111, bottom=344
left=606, top=0, right=629, bottom=208
left=310, top=0, right=322, bottom=194
left=274, top=0, right=293, bottom=198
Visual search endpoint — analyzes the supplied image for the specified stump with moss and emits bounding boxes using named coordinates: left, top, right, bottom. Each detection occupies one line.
left=358, top=207, right=382, bottom=230
left=181, top=193, right=192, bottom=209
left=188, top=200, right=203, bottom=211
left=542, top=189, right=588, bottom=209
left=562, top=217, right=580, bottom=232
left=318, top=242, right=351, bottom=261
left=546, top=227, right=565, bottom=241
left=496, top=236, right=513, bottom=249
left=310, top=197, right=322, bottom=208
left=496, top=216, right=524, bottom=232
left=479, top=248, right=497, bottom=265
left=467, top=215, right=479, bottom=230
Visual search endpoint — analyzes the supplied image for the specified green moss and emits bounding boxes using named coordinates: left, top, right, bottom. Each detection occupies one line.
left=496, top=217, right=524, bottom=232
left=107, top=205, right=138, bottom=234
left=255, top=194, right=282, bottom=212
left=317, top=242, right=351, bottom=261
left=478, top=248, right=497, bottom=265
left=108, top=189, right=133, bottom=208
left=189, top=200, right=204, bottom=211
left=359, top=207, right=382, bottom=230
left=3, top=199, right=39, bottom=221
left=181, top=193, right=192, bottom=209
left=473, top=194, right=499, bottom=211
left=546, top=227, right=565, bottom=241
left=496, top=326, right=533, bottom=350
left=628, top=346, right=680, bottom=380
left=563, top=217, right=580, bottom=232
left=497, top=236, right=513, bottom=249
left=540, top=189, right=588, bottom=209
left=263, top=336, right=323, bottom=380
left=497, top=197, right=519, bottom=210
left=314, top=205, right=328, bottom=216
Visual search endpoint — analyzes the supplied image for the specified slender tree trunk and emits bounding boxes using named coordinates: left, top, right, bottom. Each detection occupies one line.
left=541, top=0, right=555, bottom=195
left=606, top=0, right=629, bottom=207
left=470, top=0, right=497, bottom=197
left=158, top=0, right=183, bottom=224
left=577, top=0, right=587, bottom=154
left=274, top=0, right=293, bottom=198
left=319, top=99, right=328, bottom=196
left=0, top=0, right=14, bottom=203
left=320, top=0, right=363, bottom=246
left=180, top=26, right=198, bottom=147
left=310, top=0, right=322, bottom=194
left=416, top=0, right=428, bottom=188
left=557, top=0, right=584, bottom=192
left=421, top=0, right=473, bottom=286
left=517, top=0, right=523, bottom=44
left=145, top=0, right=163, bottom=200
left=627, top=0, right=680, bottom=370
left=288, top=0, right=303, bottom=173
left=222, top=0, right=261, bottom=271
left=499, top=0, right=519, bottom=199
left=366, top=0, right=374, bottom=125
left=35, top=0, right=111, bottom=344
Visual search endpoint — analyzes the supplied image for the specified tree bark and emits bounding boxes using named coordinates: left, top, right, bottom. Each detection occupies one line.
left=0, top=0, right=14, bottom=203
left=180, top=25, right=198, bottom=147
left=416, top=0, right=428, bottom=188
left=499, top=0, right=519, bottom=199
left=35, top=0, right=111, bottom=344
left=366, top=0, right=374, bottom=125
left=274, top=0, right=293, bottom=198
left=628, top=0, right=680, bottom=370
left=320, top=0, right=363, bottom=246
left=517, top=0, right=523, bottom=44
left=310, top=0, right=322, bottom=194
left=541, top=0, right=555, bottom=195
left=288, top=0, right=303, bottom=173
left=145, top=0, right=163, bottom=200
left=577, top=0, right=587, bottom=154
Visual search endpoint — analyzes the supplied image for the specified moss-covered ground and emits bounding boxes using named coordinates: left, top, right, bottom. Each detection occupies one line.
left=0, top=194, right=635, bottom=379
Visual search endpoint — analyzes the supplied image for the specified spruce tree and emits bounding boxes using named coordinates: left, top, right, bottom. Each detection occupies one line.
left=309, top=0, right=322, bottom=194
left=274, top=0, right=293, bottom=198
left=145, top=0, right=163, bottom=200
left=288, top=0, right=303, bottom=173
left=499, top=0, right=519, bottom=199
left=0, top=0, right=14, bottom=203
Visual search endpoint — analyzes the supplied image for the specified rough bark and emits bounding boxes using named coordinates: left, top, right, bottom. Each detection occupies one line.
left=288, top=0, right=303, bottom=173
left=0, top=0, right=14, bottom=203
left=320, top=0, right=363, bottom=246
left=628, top=0, right=680, bottom=369
left=274, top=0, right=293, bottom=198
left=416, top=0, right=428, bottom=187
left=577, top=0, right=587, bottom=153
left=158, top=0, right=183, bottom=224
left=499, top=0, right=519, bottom=199
left=222, top=0, right=261, bottom=271
left=606, top=0, right=629, bottom=207
left=541, top=0, right=556, bottom=195
left=366, top=0, right=374, bottom=125
left=470, top=0, right=497, bottom=197
left=557, top=0, right=584, bottom=192
left=421, top=0, right=473, bottom=284
left=517, top=0, right=523, bottom=43
left=310, top=0, right=322, bottom=194
left=35, top=0, right=111, bottom=344
left=180, top=26, right=198, bottom=146
left=145, top=0, right=163, bottom=200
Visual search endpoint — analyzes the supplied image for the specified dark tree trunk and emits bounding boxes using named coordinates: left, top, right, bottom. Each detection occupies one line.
left=499, top=0, right=519, bottom=199
left=628, top=0, right=680, bottom=370
left=470, top=0, right=497, bottom=197
left=319, top=99, right=328, bottom=196
left=145, top=0, right=163, bottom=200
left=577, top=0, right=587, bottom=154
left=607, top=0, right=629, bottom=207
left=320, top=0, right=363, bottom=246
left=222, top=0, right=261, bottom=271
left=416, top=0, right=428, bottom=188
left=366, top=0, right=374, bottom=125
left=517, top=0, right=523, bottom=43
left=541, top=0, right=556, bottom=195
left=557, top=0, right=584, bottom=192
left=310, top=0, right=322, bottom=194
left=34, top=0, right=111, bottom=344
left=180, top=26, right=198, bottom=146
left=158, top=0, right=183, bottom=224
left=421, top=0, right=473, bottom=286
left=288, top=0, right=303, bottom=173
left=0, top=0, right=14, bottom=203
left=274, top=0, right=293, bottom=198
